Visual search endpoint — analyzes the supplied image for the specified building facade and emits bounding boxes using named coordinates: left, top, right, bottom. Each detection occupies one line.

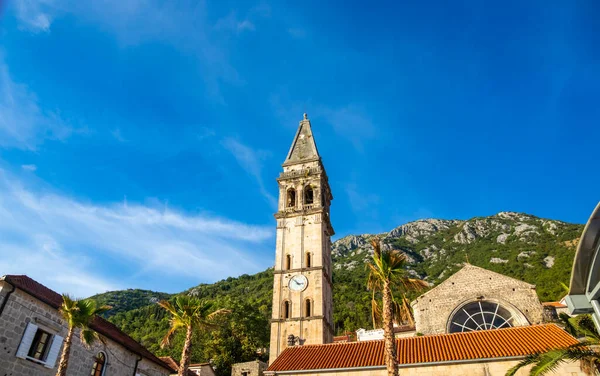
left=0, top=275, right=173, bottom=376
left=231, top=360, right=267, bottom=376
left=566, top=202, right=600, bottom=330
left=269, top=114, right=335, bottom=363
left=411, top=264, right=544, bottom=335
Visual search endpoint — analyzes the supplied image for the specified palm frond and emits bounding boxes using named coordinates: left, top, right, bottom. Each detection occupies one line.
left=161, top=325, right=179, bottom=348
left=371, top=295, right=382, bottom=329
left=559, top=313, right=578, bottom=336
left=530, top=349, right=570, bottom=375
left=505, top=353, right=542, bottom=376
left=158, top=300, right=179, bottom=317
left=158, top=296, right=231, bottom=349
left=560, top=343, right=600, bottom=361
left=207, top=308, right=232, bottom=319
left=80, top=328, right=100, bottom=348
left=574, top=315, right=600, bottom=342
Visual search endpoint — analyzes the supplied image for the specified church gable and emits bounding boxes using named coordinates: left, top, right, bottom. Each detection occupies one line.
left=411, top=264, right=543, bottom=335
left=418, top=264, right=535, bottom=300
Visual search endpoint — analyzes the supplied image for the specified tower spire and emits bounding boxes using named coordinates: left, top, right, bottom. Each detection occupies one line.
left=283, top=114, right=320, bottom=166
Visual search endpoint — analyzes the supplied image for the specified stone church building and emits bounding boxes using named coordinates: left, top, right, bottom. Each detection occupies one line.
left=250, top=115, right=587, bottom=376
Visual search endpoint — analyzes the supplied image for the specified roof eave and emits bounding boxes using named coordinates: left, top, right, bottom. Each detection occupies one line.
left=265, top=355, right=528, bottom=375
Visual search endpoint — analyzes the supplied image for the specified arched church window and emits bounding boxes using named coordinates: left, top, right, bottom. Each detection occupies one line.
left=283, top=301, right=291, bottom=319
left=306, top=252, right=312, bottom=268
left=90, top=352, right=106, bottom=376
left=287, top=188, right=296, bottom=208
left=285, top=255, right=291, bottom=270
left=304, top=186, right=314, bottom=205
left=305, top=299, right=312, bottom=317
left=448, top=301, right=521, bottom=333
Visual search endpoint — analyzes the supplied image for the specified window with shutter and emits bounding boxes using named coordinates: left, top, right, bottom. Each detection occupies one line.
left=44, top=334, right=63, bottom=368
left=15, top=321, right=63, bottom=368
left=16, top=322, right=38, bottom=359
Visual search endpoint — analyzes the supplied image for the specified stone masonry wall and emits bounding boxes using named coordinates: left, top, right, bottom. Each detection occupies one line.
left=411, top=264, right=544, bottom=335
left=231, top=360, right=267, bottom=376
left=0, top=281, right=169, bottom=376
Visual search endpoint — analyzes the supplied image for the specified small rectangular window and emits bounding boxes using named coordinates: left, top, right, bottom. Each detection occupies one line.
left=242, top=372, right=249, bottom=376
left=28, top=329, right=52, bottom=361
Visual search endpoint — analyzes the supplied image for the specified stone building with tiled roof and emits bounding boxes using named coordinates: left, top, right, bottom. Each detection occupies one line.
left=0, top=274, right=174, bottom=376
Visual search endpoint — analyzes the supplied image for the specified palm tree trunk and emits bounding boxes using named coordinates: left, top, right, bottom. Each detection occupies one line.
left=178, top=325, right=194, bottom=376
left=55, top=327, right=74, bottom=376
left=382, top=281, right=398, bottom=376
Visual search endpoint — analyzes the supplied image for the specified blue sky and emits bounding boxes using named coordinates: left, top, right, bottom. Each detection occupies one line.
left=1, top=0, right=599, bottom=297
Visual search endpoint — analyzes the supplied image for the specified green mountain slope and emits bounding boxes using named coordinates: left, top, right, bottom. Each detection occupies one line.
left=90, top=212, right=582, bottom=374
left=89, top=289, right=172, bottom=317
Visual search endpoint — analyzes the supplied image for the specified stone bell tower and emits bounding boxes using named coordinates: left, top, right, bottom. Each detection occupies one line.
left=269, top=114, right=335, bottom=364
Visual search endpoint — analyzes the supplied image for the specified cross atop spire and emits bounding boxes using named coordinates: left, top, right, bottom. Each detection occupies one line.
left=283, top=114, right=321, bottom=166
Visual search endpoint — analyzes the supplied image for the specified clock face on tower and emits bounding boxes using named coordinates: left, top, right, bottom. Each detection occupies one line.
left=288, top=275, right=308, bottom=292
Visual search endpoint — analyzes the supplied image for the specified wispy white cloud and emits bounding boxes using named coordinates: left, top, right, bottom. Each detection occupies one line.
left=197, top=127, right=216, bottom=141
left=13, top=0, right=54, bottom=33
left=215, top=12, right=255, bottom=33
left=21, top=164, right=37, bottom=171
left=221, top=138, right=277, bottom=207
left=287, top=28, right=306, bottom=39
left=111, top=128, right=126, bottom=142
left=269, top=89, right=311, bottom=128
left=269, top=90, right=376, bottom=151
left=345, top=183, right=380, bottom=216
left=0, top=58, right=72, bottom=150
left=320, top=105, right=376, bottom=152
left=0, top=169, right=274, bottom=297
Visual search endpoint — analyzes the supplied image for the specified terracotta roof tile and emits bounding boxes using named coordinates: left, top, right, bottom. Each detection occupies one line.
left=160, top=356, right=198, bottom=376
left=2, top=275, right=174, bottom=373
left=267, top=325, right=578, bottom=372
left=543, top=301, right=568, bottom=308
left=393, top=325, right=415, bottom=333
left=160, top=356, right=180, bottom=370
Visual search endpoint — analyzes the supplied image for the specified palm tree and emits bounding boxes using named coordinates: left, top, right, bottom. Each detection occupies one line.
left=367, top=239, right=428, bottom=376
left=506, top=314, right=600, bottom=376
left=158, top=295, right=230, bottom=376
left=56, top=295, right=111, bottom=376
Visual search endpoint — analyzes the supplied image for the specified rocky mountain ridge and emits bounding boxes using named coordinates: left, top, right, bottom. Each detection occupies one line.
left=331, top=211, right=579, bottom=288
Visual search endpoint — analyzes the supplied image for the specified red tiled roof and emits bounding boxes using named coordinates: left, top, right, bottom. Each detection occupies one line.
left=2, top=275, right=174, bottom=373
left=393, top=325, right=415, bottom=333
left=333, top=335, right=350, bottom=343
left=160, top=356, right=198, bottom=376
left=160, top=356, right=180, bottom=370
left=543, top=301, right=568, bottom=308
left=267, top=324, right=578, bottom=372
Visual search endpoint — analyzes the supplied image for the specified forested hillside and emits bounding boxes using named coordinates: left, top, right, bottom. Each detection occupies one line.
left=90, top=212, right=582, bottom=375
